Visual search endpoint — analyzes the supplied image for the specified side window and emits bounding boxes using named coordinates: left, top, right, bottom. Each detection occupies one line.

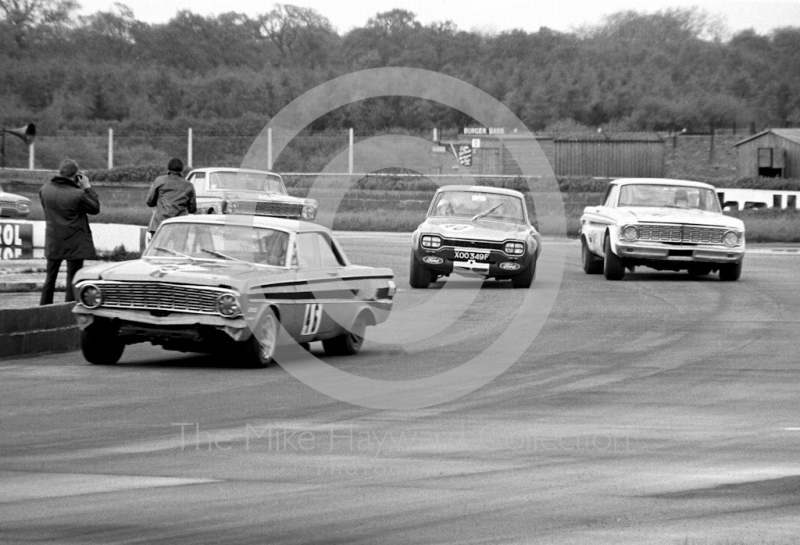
left=603, top=185, right=620, bottom=207
left=190, top=172, right=206, bottom=194
left=295, top=232, right=344, bottom=269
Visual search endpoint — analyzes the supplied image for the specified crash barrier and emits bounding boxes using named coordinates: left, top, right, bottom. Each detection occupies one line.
left=0, top=302, right=79, bottom=359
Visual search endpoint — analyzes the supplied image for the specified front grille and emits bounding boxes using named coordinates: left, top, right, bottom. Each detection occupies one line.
left=439, top=237, right=505, bottom=251
left=637, top=224, right=727, bottom=244
left=254, top=201, right=303, bottom=218
left=96, top=282, right=223, bottom=314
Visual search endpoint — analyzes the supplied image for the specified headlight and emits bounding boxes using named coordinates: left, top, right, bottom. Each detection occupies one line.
left=621, top=225, right=639, bottom=242
left=504, top=241, right=525, bottom=255
left=302, top=204, right=317, bottom=220
left=80, top=284, right=102, bottom=309
left=420, top=235, right=442, bottom=249
left=723, top=231, right=741, bottom=247
left=16, top=201, right=30, bottom=213
left=217, top=293, right=240, bottom=317
left=227, top=202, right=239, bottom=214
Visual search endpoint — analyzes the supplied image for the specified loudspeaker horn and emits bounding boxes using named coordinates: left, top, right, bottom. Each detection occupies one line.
left=3, top=123, right=36, bottom=145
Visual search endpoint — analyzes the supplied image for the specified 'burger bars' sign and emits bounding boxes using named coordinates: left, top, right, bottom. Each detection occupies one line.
left=0, top=222, right=33, bottom=259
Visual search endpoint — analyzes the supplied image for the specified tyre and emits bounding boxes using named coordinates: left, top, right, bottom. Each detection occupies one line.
left=687, top=265, right=711, bottom=276
left=719, top=262, right=742, bottom=281
left=603, top=235, right=626, bottom=280
left=323, top=312, right=368, bottom=356
left=582, top=237, right=603, bottom=274
left=409, top=252, right=433, bottom=289
left=511, top=257, right=536, bottom=288
left=81, top=322, right=124, bottom=365
left=240, top=308, right=279, bottom=367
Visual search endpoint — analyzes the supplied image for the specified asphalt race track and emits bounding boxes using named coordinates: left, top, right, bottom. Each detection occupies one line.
left=1, top=234, right=799, bottom=544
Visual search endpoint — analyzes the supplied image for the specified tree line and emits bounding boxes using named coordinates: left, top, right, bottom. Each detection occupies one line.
left=1, top=1, right=799, bottom=136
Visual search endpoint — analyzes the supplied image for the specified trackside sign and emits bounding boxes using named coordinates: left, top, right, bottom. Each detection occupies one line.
left=0, top=221, right=33, bottom=259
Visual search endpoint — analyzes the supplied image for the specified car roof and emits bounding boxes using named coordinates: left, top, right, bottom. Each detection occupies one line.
left=435, top=185, right=525, bottom=198
left=187, top=167, right=282, bottom=177
left=161, top=214, right=330, bottom=234
left=610, top=178, right=716, bottom=190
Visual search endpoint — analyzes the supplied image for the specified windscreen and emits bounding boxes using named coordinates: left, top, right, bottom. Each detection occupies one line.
left=617, top=184, right=721, bottom=212
left=145, top=223, right=290, bottom=267
left=208, top=172, right=285, bottom=194
left=430, top=191, right=526, bottom=223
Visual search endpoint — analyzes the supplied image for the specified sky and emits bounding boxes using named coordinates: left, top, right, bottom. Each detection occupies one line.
left=76, top=0, right=800, bottom=36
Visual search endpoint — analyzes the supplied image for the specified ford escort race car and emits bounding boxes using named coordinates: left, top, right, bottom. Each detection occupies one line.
left=580, top=178, right=745, bottom=281
left=72, top=215, right=395, bottom=367
left=410, top=185, right=541, bottom=289
left=187, top=167, right=318, bottom=220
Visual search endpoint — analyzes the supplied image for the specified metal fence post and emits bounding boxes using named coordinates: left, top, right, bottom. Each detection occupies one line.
left=349, top=128, right=354, bottom=174
left=108, top=128, right=113, bottom=170
left=28, top=141, right=34, bottom=170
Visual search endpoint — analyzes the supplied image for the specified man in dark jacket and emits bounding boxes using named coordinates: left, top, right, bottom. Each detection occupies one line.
left=39, top=159, right=100, bottom=305
left=146, top=158, right=196, bottom=239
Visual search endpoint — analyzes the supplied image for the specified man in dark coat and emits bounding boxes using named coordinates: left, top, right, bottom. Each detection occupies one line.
left=39, top=159, right=100, bottom=305
left=146, top=158, right=196, bottom=238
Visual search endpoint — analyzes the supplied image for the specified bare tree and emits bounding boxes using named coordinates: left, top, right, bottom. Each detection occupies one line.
left=0, top=0, right=79, bottom=50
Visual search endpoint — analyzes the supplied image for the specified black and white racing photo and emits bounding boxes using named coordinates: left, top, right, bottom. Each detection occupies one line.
left=1, top=0, right=800, bottom=542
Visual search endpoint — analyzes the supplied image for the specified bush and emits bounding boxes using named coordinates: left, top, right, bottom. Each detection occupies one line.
left=97, top=245, right=141, bottom=261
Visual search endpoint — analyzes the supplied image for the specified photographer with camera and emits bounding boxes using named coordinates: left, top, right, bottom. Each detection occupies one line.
left=39, top=158, right=100, bottom=305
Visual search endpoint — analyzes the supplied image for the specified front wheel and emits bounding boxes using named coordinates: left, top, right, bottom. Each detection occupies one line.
left=323, top=312, right=368, bottom=356
left=582, top=237, right=603, bottom=274
left=81, top=321, right=124, bottom=365
left=603, top=236, right=626, bottom=281
left=719, top=262, right=742, bottom=281
left=409, top=252, right=433, bottom=289
left=240, top=308, right=279, bottom=367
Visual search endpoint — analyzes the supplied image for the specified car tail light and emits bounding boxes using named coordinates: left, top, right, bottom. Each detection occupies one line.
left=504, top=241, right=525, bottom=255
left=16, top=201, right=30, bottom=213
left=421, top=235, right=442, bottom=249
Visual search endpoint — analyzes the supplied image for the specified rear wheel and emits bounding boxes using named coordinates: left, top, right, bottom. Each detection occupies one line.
left=409, top=252, right=433, bottom=289
left=81, top=321, right=124, bottom=365
left=719, top=262, right=742, bottom=281
left=323, top=312, right=368, bottom=356
left=511, top=258, right=536, bottom=288
left=603, top=235, right=626, bottom=281
left=582, top=237, right=603, bottom=274
left=240, top=308, right=279, bottom=367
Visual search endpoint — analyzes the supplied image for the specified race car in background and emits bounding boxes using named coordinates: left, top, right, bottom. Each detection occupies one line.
left=187, top=167, right=318, bottom=221
left=580, top=178, right=745, bottom=281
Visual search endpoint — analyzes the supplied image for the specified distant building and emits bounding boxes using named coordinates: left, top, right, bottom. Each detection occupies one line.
left=733, top=128, right=800, bottom=178
left=437, top=132, right=665, bottom=178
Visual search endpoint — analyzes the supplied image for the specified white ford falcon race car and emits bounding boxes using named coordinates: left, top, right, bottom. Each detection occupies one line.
left=72, top=215, right=395, bottom=367
left=410, top=185, right=542, bottom=288
left=580, top=178, right=745, bottom=281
